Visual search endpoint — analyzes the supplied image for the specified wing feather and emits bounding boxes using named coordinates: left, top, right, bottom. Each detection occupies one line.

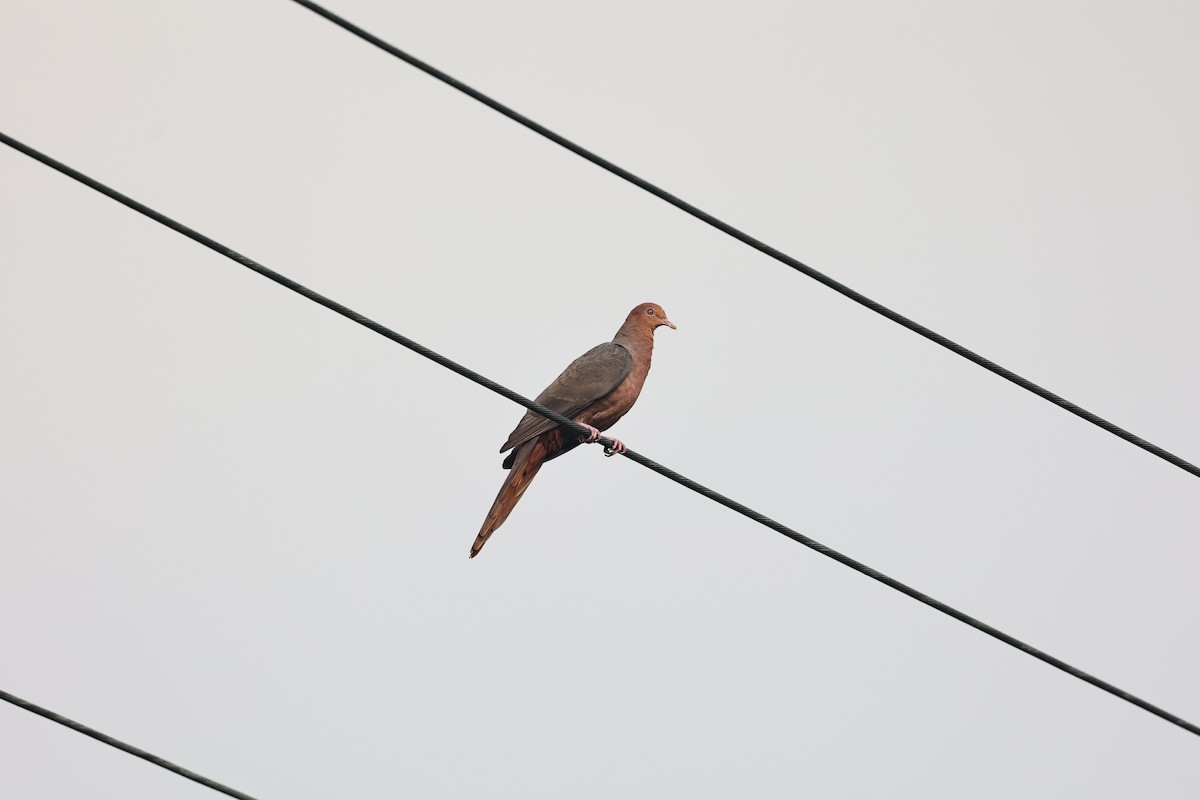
left=499, top=343, right=632, bottom=455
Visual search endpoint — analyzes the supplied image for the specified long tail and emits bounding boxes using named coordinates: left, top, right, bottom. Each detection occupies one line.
left=470, top=436, right=551, bottom=558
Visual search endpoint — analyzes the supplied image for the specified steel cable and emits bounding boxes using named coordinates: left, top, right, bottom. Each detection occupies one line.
left=0, top=690, right=261, bottom=800
left=2, top=130, right=1195, bottom=739
left=288, top=0, right=1200, bottom=481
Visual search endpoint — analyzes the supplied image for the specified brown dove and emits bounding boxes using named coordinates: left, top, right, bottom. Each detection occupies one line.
left=470, top=302, right=676, bottom=558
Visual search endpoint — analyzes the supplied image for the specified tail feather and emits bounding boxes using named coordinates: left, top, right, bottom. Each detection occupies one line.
left=470, top=436, right=551, bottom=558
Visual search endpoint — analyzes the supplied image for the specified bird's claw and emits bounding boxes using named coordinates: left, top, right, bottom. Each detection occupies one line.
left=579, top=424, right=625, bottom=456
left=603, top=438, right=627, bottom=457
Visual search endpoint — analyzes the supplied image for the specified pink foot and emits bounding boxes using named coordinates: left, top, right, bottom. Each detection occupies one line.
left=579, top=424, right=602, bottom=443
left=603, top=438, right=627, bottom=457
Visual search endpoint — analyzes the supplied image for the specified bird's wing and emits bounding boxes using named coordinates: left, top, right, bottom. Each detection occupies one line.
left=500, top=342, right=633, bottom=454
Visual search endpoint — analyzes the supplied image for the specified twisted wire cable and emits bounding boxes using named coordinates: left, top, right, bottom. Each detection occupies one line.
left=0, top=690, right=261, bottom=800
left=2, top=130, right=1195, bottom=738
left=289, top=0, right=1200, bottom=481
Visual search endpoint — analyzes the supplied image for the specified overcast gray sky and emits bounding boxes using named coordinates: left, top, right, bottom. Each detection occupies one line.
left=2, top=1, right=1199, bottom=797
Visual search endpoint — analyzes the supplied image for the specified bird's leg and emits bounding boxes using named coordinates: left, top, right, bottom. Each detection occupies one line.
left=578, top=424, right=602, bottom=443
left=603, top=438, right=627, bottom=457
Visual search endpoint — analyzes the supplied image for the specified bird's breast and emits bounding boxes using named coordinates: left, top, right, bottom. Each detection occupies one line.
left=577, top=359, right=651, bottom=431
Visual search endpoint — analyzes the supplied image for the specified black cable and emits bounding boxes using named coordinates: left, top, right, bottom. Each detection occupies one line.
left=288, top=0, right=1200, bottom=482
left=2, top=130, right=1196, bottom=739
left=0, top=690, right=261, bottom=800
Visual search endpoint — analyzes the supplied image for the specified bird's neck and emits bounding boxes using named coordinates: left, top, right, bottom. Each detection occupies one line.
left=612, top=325, right=655, bottom=365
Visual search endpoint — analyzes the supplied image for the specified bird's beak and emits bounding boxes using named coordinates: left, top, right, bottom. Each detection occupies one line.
left=663, top=319, right=677, bottom=330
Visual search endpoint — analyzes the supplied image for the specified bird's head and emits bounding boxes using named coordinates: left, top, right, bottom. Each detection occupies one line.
left=629, top=302, right=677, bottom=332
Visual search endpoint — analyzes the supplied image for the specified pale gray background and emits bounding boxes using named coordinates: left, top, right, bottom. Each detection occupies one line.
left=1, top=1, right=1198, bottom=797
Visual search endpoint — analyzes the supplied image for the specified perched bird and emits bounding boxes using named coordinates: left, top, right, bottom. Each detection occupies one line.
left=470, top=302, right=676, bottom=558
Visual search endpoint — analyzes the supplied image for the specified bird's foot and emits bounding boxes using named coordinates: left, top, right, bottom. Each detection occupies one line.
left=603, top=438, right=627, bottom=457
left=579, top=424, right=602, bottom=443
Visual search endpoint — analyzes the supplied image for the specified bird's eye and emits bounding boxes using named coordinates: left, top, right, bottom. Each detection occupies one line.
left=646, top=308, right=655, bottom=315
